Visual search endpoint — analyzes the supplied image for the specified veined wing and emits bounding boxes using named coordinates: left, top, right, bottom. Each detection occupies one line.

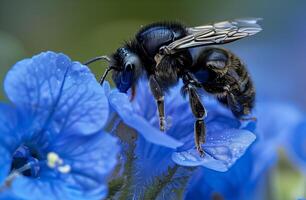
left=164, top=18, right=262, bottom=54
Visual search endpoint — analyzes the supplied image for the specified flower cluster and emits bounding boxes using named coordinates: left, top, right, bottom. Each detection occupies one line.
left=105, top=80, right=305, bottom=199
left=185, top=102, right=304, bottom=200
left=0, top=51, right=304, bottom=200
left=105, top=78, right=256, bottom=199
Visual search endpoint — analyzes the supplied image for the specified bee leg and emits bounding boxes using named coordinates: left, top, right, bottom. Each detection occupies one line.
left=183, top=75, right=207, bottom=156
left=195, top=118, right=206, bottom=157
left=130, top=84, right=136, bottom=101
left=149, top=75, right=166, bottom=132
left=240, top=117, right=257, bottom=122
left=226, top=92, right=242, bottom=117
left=188, top=85, right=206, bottom=156
left=226, top=92, right=255, bottom=121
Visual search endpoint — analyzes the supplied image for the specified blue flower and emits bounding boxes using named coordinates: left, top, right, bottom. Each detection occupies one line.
left=106, top=78, right=255, bottom=199
left=185, top=102, right=303, bottom=200
left=286, top=116, right=306, bottom=174
left=0, top=52, right=119, bottom=200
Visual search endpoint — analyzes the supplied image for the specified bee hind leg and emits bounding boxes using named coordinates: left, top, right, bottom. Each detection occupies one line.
left=183, top=75, right=207, bottom=156
left=226, top=92, right=256, bottom=121
left=149, top=75, right=166, bottom=132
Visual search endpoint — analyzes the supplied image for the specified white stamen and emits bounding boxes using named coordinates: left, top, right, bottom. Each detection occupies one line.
left=47, top=152, right=62, bottom=168
left=47, top=152, right=71, bottom=174
left=58, top=164, right=71, bottom=174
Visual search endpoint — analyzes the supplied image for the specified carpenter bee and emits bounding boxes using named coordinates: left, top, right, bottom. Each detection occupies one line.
left=84, top=18, right=262, bottom=156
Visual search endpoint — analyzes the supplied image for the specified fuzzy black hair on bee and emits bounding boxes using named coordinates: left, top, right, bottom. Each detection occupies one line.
left=84, top=18, right=262, bottom=156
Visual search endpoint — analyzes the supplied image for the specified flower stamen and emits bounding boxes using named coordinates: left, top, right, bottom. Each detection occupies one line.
left=47, top=152, right=71, bottom=174
left=3, top=159, right=41, bottom=191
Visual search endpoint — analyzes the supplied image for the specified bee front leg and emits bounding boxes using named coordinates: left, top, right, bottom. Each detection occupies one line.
left=149, top=75, right=166, bottom=132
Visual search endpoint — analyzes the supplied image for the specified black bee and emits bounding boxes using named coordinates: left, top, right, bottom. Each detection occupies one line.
left=84, top=18, right=262, bottom=156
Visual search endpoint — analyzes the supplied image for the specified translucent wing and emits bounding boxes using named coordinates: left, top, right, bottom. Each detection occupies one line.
left=164, top=18, right=262, bottom=54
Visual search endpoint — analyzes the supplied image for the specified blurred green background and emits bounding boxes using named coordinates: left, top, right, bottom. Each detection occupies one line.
left=0, top=0, right=305, bottom=199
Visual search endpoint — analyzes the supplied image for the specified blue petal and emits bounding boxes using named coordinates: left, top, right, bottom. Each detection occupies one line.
left=102, top=81, right=111, bottom=97
left=108, top=91, right=183, bottom=149
left=0, top=146, right=11, bottom=186
left=254, top=102, right=304, bottom=173
left=255, top=102, right=303, bottom=141
left=124, top=135, right=194, bottom=199
left=10, top=177, right=107, bottom=200
left=9, top=132, right=119, bottom=200
left=131, top=78, right=237, bottom=143
left=111, top=78, right=254, bottom=171
left=172, top=129, right=256, bottom=172
left=133, top=79, right=235, bottom=127
left=0, top=103, right=22, bottom=152
left=49, top=132, right=119, bottom=189
left=132, top=80, right=194, bottom=142
left=4, top=51, right=109, bottom=135
left=185, top=144, right=277, bottom=200
left=130, top=136, right=176, bottom=198
left=0, top=104, right=21, bottom=185
left=286, top=119, right=306, bottom=173
left=0, top=191, right=21, bottom=200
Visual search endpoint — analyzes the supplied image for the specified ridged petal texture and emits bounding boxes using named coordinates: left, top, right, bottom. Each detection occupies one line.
left=0, top=52, right=119, bottom=200
left=4, top=51, right=109, bottom=135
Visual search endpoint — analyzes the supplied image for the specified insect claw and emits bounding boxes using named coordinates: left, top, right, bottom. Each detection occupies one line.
left=240, top=117, right=257, bottom=122
left=159, top=117, right=166, bottom=132
left=196, top=146, right=205, bottom=157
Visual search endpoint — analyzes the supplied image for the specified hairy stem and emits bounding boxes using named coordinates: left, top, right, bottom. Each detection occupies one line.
left=143, top=165, right=179, bottom=199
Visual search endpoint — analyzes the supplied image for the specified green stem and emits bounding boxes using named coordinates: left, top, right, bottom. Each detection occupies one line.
left=303, top=174, right=306, bottom=198
left=117, top=143, right=136, bottom=200
left=143, top=165, right=196, bottom=200
left=107, top=118, right=138, bottom=200
left=106, top=177, right=125, bottom=200
left=152, top=166, right=196, bottom=199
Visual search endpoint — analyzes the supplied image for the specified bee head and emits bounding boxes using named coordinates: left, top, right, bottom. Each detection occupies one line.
left=111, top=47, right=142, bottom=93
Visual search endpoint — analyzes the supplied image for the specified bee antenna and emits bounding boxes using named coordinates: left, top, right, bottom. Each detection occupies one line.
left=83, top=55, right=111, bottom=65
left=99, top=66, right=116, bottom=85
left=83, top=55, right=114, bottom=85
